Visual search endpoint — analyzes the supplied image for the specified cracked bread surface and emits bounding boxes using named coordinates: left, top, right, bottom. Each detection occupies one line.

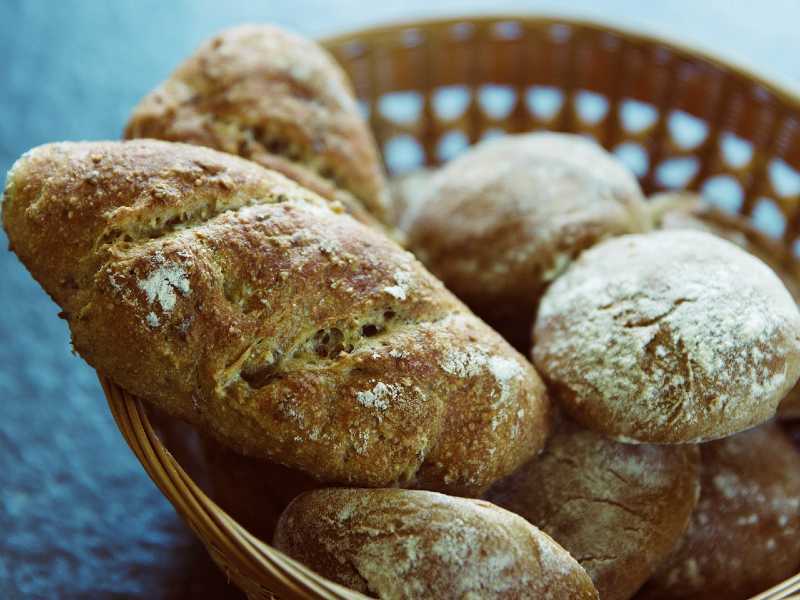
left=274, top=488, right=599, bottom=600
left=533, top=230, right=800, bottom=443
left=124, top=24, right=390, bottom=228
left=2, top=139, right=549, bottom=495
left=486, top=419, right=700, bottom=600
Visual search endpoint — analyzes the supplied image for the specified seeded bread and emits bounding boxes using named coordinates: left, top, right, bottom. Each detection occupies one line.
left=406, top=133, right=648, bottom=350
left=274, top=488, right=599, bottom=600
left=533, top=230, right=800, bottom=443
left=125, top=24, right=390, bottom=228
left=487, top=419, right=700, bottom=600
left=2, top=139, right=550, bottom=495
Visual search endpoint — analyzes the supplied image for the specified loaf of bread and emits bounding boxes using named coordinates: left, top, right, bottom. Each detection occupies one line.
left=274, top=488, right=599, bottom=599
left=2, top=139, right=550, bottom=495
left=487, top=419, right=700, bottom=600
left=637, top=422, right=800, bottom=599
left=534, top=230, right=800, bottom=443
left=125, top=25, right=390, bottom=227
left=652, top=191, right=800, bottom=419
left=406, top=132, right=648, bottom=349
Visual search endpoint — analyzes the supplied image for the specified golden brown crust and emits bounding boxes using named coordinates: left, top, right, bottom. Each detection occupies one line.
left=2, top=139, right=550, bottom=495
left=406, top=133, right=648, bottom=350
left=125, top=24, right=390, bottom=226
left=486, top=420, right=700, bottom=600
left=533, top=230, right=800, bottom=443
left=636, top=422, right=800, bottom=600
left=651, top=191, right=800, bottom=419
left=274, top=488, right=599, bottom=599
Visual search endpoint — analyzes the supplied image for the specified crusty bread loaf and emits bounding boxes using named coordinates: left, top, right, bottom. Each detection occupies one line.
left=274, top=488, right=599, bottom=599
left=388, top=168, right=433, bottom=232
left=2, top=139, right=550, bottom=495
left=125, top=25, right=390, bottom=227
left=636, top=422, right=800, bottom=600
left=487, top=419, right=700, bottom=600
left=406, top=132, right=648, bottom=350
left=534, top=230, right=800, bottom=443
left=652, top=191, right=800, bottom=419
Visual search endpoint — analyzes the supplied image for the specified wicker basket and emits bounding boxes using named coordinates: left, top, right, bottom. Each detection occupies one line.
left=101, top=15, right=800, bottom=600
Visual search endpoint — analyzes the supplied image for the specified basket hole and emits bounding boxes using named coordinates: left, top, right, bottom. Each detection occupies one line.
left=437, top=130, right=469, bottom=162
left=341, top=41, right=366, bottom=60
left=655, top=157, right=700, bottom=189
left=701, top=174, right=744, bottom=213
left=793, top=239, right=800, bottom=258
left=379, top=92, right=422, bottom=125
left=450, top=22, right=475, bottom=41
left=384, top=135, right=424, bottom=175
left=613, top=142, right=650, bottom=179
left=526, top=86, right=564, bottom=121
left=548, top=24, right=572, bottom=43
left=668, top=111, right=708, bottom=150
left=401, top=28, right=424, bottom=48
left=481, top=128, right=506, bottom=142
left=493, top=21, right=523, bottom=40
left=357, top=99, right=370, bottom=120
left=479, top=85, right=516, bottom=119
left=751, top=198, right=786, bottom=238
left=574, top=91, right=609, bottom=125
left=720, top=132, right=753, bottom=169
left=433, top=85, right=470, bottom=121
left=619, top=99, right=658, bottom=134
left=769, top=159, right=800, bottom=197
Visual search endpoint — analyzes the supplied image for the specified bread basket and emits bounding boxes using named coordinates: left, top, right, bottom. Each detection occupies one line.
left=100, top=15, right=800, bottom=600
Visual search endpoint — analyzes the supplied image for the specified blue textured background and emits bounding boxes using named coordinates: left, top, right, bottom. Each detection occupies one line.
left=1, top=1, right=798, bottom=598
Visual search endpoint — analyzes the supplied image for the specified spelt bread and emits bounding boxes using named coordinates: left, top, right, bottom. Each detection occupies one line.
left=2, top=139, right=549, bottom=495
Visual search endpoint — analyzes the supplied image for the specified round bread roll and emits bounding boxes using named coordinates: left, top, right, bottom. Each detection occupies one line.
left=3, top=140, right=550, bottom=495
left=406, top=132, right=648, bottom=350
left=637, top=422, right=800, bottom=600
left=274, top=488, right=599, bottom=599
left=486, top=420, right=700, bottom=600
left=652, top=191, right=800, bottom=419
left=125, top=24, right=390, bottom=227
left=533, top=230, right=800, bottom=443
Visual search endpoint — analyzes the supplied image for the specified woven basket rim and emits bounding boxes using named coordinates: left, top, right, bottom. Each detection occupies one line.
left=320, top=13, right=800, bottom=107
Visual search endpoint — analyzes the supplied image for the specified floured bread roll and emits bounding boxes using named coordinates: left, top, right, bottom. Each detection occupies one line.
left=652, top=191, right=800, bottom=419
left=637, top=422, right=800, bottom=600
left=534, top=230, right=800, bottom=443
left=406, top=132, right=648, bottom=350
left=274, top=488, right=599, bottom=599
left=125, top=24, right=390, bottom=227
left=487, top=420, right=700, bottom=600
left=2, top=140, right=550, bottom=496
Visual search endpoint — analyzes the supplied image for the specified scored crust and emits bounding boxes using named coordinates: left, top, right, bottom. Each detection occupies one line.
left=274, top=488, right=599, bottom=600
left=636, top=422, right=800, bottom=600
left=2, top=139, right=550, bottom=495
left=533, top=230, right=800, bottom=443
left=651, top=191, right=800, bottom=419
left=406, top=132, right=648, bottom=350
left=125, top=24, right=390, bottom=227
left=486, top=420, right=700, bottom=600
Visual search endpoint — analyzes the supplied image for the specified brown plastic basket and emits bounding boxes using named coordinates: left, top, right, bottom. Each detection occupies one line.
left=101, top=15, right=800, bottom=600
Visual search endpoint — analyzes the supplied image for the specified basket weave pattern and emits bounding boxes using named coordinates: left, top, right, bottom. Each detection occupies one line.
left=102, top=16, right=800, bottom=600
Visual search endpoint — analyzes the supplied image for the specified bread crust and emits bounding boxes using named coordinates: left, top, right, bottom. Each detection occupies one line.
left=125, top=24, right=390, bottom=226
left=487, top=420, right=700, bottom=600
left=274, top=488, right=599, bottom=599
left=406, top=133, right=648, bottom=350
left=652, top=191, right=800, bottom=419
left=533, top=230, right=800, bottom=443
left=2, top=139, right=550, bottom=495
left=636, top=422, right=800, bottom=600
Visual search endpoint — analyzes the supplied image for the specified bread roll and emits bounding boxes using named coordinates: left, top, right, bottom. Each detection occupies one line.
left=406, top=132, right=648, bottom=350
left=487, top=420, right=700, bottom=600
left=652, top=191, right=800, bottom=419
left=274, top=488, right=599, bottom=599
left=125, top=25, right=390, bottom=227
left=534, top=230, right=800, bottom=443
left=637, top=422, right=800, bottom=599
left=2, top=140, right=550, bottom=495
